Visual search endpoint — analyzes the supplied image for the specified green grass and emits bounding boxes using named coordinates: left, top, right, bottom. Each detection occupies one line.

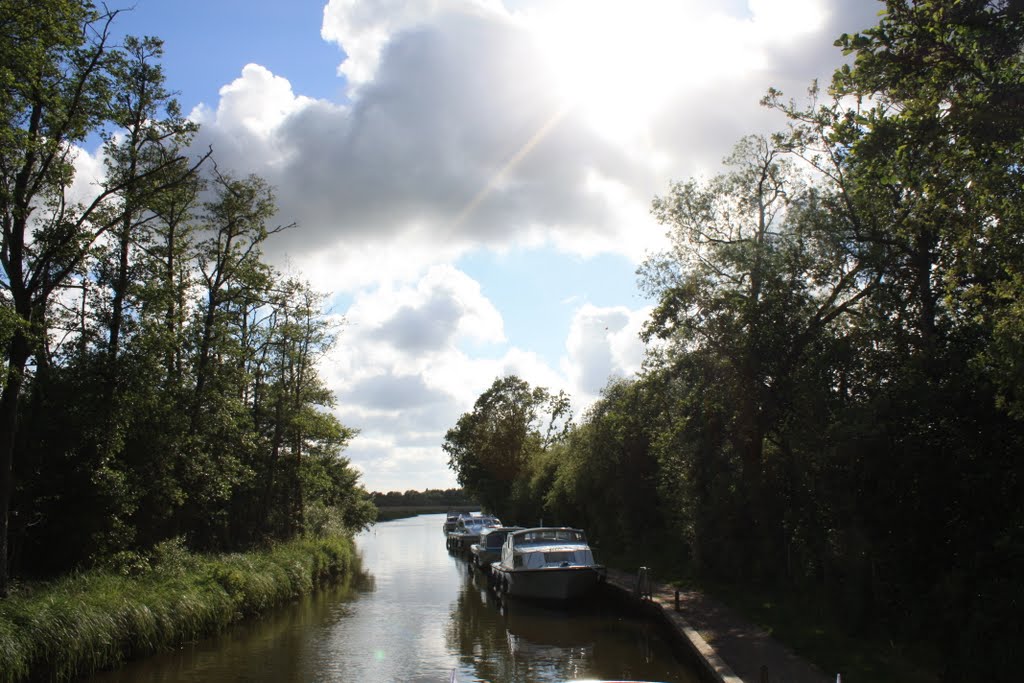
left=0, top=535, right=359, bottom=683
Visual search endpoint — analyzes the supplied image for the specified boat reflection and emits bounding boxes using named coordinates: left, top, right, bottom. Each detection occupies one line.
left=446, top=552, right=692, bottom=683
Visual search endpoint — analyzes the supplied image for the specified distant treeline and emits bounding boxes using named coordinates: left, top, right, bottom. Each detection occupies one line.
left=444, top=4, right=1024, bottom=680
left=370, top=488, right=476, bottom=508
left=0, top=2, right=375, bottom=596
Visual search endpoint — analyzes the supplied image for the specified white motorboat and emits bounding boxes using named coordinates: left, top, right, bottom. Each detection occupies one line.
left=490, top=527, right=605, bottom=601
left=442, top=510, right=461, bottom=534
left=446, top=513, right=501, bottom=553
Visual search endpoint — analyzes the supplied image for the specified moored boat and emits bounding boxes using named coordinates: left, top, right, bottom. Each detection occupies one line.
left=469, top=525, right=523, bottom=571
left=446, top=513, right=501, bottom=553
left=442, top=510, right=461, bottom=534
left=491, top=527, right=605, bottom=601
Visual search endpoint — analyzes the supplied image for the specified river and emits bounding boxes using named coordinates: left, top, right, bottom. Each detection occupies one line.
left=86, top=513, right=701, bottom=682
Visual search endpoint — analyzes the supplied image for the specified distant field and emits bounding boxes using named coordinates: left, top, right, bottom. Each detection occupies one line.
left=374, top=505, right=479, bottom=521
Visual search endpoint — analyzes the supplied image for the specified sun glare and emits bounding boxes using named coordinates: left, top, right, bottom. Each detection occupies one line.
left=523, top=1, right=769, bottom=143
left=529, top=2, right=675, bottom=141
left=527, top=2, right=707, bottom=141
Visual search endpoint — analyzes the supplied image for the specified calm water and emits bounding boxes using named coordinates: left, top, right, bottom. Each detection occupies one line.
left=86, top=514, right=700, bottom=683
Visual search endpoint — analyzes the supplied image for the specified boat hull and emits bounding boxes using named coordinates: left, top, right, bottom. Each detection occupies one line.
left=447, top=531, right=481, bottom=553
left=493, top=565, right=605, bottom=601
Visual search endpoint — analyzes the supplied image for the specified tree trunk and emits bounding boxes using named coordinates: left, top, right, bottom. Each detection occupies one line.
left=0, top=331, right=32, bottom=597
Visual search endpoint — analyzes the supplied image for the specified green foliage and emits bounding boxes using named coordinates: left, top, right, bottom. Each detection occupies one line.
left=1, top=2, right=372, bottom=593
left=638, top=133, right=880, bottom=582
left=761, top=3, right=1024, bottom=674
left=443, top=375, right=572, bottom=519
left=0, top=305, right=22, bottom=353
left=543, top=376, right=669, bottom=558
left=370, top=487, right=476, bottom=508
left=369, top=489, right=477, bottom=521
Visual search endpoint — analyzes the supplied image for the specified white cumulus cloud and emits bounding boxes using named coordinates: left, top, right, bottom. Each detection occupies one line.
left=84, top=0, right=888, bottom=491
left=562, top=303, right=651, bottom=402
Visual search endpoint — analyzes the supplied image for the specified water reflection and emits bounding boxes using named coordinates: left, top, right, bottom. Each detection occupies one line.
left=444, top=516, right=698, bottom=683
left=85, top=576, right=367, bottom=682
left=85, top=514, right=699, bottom=683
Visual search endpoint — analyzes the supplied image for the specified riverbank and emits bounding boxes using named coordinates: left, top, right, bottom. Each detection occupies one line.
left=0, top=535, right=359, bottom=683
left=604, top=568, right=939, bottom=683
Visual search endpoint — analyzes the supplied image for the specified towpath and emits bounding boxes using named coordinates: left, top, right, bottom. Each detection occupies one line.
left=605, top=568, right=834, bottom=683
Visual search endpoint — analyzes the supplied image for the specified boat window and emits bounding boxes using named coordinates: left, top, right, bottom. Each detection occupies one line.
left=516, top=529, right=585, bottom=544
left=544, top=551, right=572, bottom=564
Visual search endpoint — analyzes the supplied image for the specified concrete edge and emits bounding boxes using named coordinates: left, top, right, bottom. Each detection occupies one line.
left=602, top=579, right=745, bottom=683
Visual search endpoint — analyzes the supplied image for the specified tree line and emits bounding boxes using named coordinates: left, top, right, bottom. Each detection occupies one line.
left=370, top=488, right=476, bottom=508
left=445, top=2, right=1024, bottom=678
left=0, top=1, right=375, bottom=595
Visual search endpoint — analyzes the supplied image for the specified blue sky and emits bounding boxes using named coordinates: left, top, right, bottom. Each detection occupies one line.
left=93, top=0, right=882, bottom=492
left=457, top=250, right=645, bottom=365
left=113, top=1, right=347, bottom=104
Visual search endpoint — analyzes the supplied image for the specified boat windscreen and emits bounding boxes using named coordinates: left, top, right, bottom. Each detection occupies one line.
left=517, top=529, right=585, bottom=544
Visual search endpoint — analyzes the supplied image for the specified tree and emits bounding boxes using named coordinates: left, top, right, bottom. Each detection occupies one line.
left=443, top=375, right=571, bottom=520
left=0, top=1, right=199, bottom=595
left=760, top=2, right=1024, bottom=669
left=0, top=3, right=372, bottom=586
left=99, top=36, right=200, bottom=370
left=639, top=135, right=877, bottom=577
left=248, top=278, right=347, bottom=539
left=78, top=35, right=206, bottom=557
left=172, top=171, right=289, bottom=549
left=770, top=0, right=1024, bottom=397
left=191, top=171, right=286, bottom=421
left=545, top=376, right=667, bottom=557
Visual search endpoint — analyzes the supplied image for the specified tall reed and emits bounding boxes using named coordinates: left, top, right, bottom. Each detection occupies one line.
left=0, top=535, right=358, bottom=683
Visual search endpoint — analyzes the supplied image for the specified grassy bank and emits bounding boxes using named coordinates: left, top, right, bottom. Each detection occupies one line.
left=0, top=535, right=359, bottom=683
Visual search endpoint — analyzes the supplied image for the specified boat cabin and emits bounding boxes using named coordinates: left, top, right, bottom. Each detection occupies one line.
left=500, top=527, right=595, bottom=570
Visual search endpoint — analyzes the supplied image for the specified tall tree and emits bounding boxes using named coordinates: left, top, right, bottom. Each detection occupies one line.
left=639, top=135, right=877, bottom=575
left=0, top=1, right=198, bottom=595
left=444, top=375, right=571, bottom=519
left=78, top=35, right=206, bottom=556
left=191, top=170, right=286, bottom=422
left=98, top=35, right=201, bottom=371
left=545, top=376, right=667, bottom=556
left=247, top=277, right=344, bottom=540
left=755, top=1, right=1024, bottom=667
left=770, top=0, right=1024, bottom=390
left=175, top=171, right=290, bottom=549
